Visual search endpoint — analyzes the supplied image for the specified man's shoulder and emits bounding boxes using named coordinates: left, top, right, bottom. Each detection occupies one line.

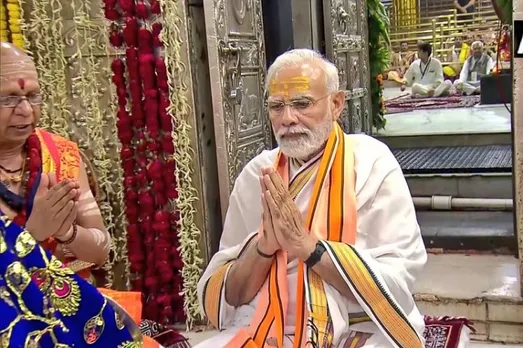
left=345, top=133, right=397, bottom=168
left=237, top=147, right=278, bottom=179
left=431, top=57, right=443, bottom=65
left=345, top=133, right=391, bottom=156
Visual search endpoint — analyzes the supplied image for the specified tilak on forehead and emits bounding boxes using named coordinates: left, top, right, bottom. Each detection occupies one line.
left=268, top=63, right=323, bottom=98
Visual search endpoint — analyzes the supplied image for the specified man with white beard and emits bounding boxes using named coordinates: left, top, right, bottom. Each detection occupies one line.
left=196, top=49, right=427, bottom=348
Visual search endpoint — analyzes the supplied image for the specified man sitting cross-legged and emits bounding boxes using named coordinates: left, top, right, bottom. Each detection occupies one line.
left=454, top=40, right=495, bottom=95
left=196, top=49, right=427, bottom=348
left=402, top=42, right=452, bottom=98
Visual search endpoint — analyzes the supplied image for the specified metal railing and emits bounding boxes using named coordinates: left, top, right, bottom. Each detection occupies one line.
left=387, top=7, right=500, bottom=70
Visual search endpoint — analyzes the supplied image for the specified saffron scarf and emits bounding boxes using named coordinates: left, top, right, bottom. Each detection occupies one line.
left=35, top=128, right=81, bottom=183
left=211, top=123, right=423, bottom=348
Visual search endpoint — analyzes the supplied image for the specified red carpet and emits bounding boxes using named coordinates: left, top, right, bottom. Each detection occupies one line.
left=423, top=316, right=475, bottom=348
left=385, top=93, right=480, bottom=114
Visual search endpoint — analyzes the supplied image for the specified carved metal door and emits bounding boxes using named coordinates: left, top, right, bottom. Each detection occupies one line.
left=324, top=0, right=372, bottom=134
left=204, top=0, right=272, bottom=217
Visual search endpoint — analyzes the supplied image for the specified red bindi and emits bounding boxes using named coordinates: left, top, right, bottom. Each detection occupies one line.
left=17, top=78, right=25, bottom=90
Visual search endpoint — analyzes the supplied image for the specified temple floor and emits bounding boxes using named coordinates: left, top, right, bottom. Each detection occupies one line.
left=377, top=86, right=511, bottom=136
left=184, top=254, right=523, bottom=346
left=183, top=331, right=523, bottom=346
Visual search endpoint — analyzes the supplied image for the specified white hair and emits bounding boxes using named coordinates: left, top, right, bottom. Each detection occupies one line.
left=265, top=49, right=340, bottom=95
left=471, top=40, right=484, bottom=49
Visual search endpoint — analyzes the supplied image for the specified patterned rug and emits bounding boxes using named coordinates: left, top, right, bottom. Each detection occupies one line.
left=385, top=93, right=481, bottom=114
left=423, top=316, right=475, bottom=348
left=140, top=319, right=191, bottom=348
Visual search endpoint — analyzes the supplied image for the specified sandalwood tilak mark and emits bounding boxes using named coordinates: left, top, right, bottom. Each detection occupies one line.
left=269, top=76, right=310, bottom=97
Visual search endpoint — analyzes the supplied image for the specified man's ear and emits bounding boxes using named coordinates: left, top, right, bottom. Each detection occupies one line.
left=331, top=90, right=346, bottom=120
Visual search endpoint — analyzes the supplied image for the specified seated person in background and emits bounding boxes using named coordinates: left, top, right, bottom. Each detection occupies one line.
left=386, top=41, right=416, bottom=84
left=402, top=42, right=452, bottom=97
left=454, top=40, right=494, bottom=95
left=443, top=35, right=470, bottom=79
left=0, top=42, right=110, bottom=281
left=455, top=0, right=475, bottom=23
left=196, top=48, right=427, bottom=348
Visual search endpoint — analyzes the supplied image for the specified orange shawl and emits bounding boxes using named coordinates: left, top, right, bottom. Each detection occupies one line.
left=227, top=124, right=356, bottom=347
left=204, top=124, right=424, bottom=348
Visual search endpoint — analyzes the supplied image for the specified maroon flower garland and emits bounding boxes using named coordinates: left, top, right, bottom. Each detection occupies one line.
left=105, top=0, right=185, bottom=324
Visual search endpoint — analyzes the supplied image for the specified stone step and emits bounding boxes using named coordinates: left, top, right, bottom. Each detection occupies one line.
left=417, top=211, right=516, bottom=252
left=414, top=254, right=523, bottom=343
left=406, top=173, right=512, bottom=200
left=376, top=132, right=512, bottom=149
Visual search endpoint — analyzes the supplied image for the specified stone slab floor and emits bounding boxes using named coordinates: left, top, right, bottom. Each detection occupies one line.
left=183, top=331, right=523, bottom=347
left=376, top=86, right=511, bottom=136
left=184, top=254, right=522, bottom=346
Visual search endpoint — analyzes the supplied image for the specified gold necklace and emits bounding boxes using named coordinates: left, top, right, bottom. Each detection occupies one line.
left=0, top=157, right=26, bottom=188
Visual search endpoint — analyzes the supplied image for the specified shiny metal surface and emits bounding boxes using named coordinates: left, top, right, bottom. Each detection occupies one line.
left=323, top=0, right=372, bottom=134
left=204, top=0, right=273, bottom=218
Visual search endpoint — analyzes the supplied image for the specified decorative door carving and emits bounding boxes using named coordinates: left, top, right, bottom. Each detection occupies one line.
left=204, top=0, right=272, bottom=217
left=324, top=0, right=372, bottom=134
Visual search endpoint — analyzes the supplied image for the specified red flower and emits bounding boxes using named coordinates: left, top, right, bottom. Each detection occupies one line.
left=104, top=8, right=120, bottom=21
left=118, top=0, right=135, bottom=15
left=152, top=23, right=163, bottom=47
left=161, top=134, right=175, bottom=154
left=123, top=17, right=139, bottom=47
left=135, top=1, right=148, bottom=19
left=138, top=28, right=153, bottom=54
left=106, top=3, right=187, bottom=323
left=150, top=0, right=161, bottom=14
left=109, top=28, right=123, bottom=47
left=103, top=0, right=117, bottom=8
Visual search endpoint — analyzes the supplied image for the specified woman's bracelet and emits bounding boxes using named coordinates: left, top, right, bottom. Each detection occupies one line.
left=57, top=223, right=78, bottom=245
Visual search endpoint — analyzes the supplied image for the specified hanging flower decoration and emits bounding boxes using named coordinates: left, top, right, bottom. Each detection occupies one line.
left=2, top=0, right=25, bottom=48
left=0, top=4, right=8, bottom=42
left=104, top=0, right=186, bottom=324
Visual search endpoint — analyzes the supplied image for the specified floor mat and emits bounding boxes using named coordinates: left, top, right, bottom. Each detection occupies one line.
left=424, top=316, right=474, bottom=348
left=392, top=145, right=512, bottom=174
left=385, top=93, right=481, bottom=114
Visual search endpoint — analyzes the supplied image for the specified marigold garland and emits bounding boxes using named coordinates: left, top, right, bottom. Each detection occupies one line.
left=1, top=0, right=25, bottom=48
left=105, top=0, right=189, bottom=325
left=0, top=3, right=7, bottom=42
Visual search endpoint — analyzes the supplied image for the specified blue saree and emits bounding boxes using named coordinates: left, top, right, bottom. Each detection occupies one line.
left=0, top=213, right=142, bottom=347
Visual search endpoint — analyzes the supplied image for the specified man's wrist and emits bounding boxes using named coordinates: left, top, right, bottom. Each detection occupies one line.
left=297, top=237, right=319, bottom=262
left=256, top=240, right=275, bottom=258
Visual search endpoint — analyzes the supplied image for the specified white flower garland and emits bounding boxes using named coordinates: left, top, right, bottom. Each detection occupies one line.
left=159, top=0, right=204, bottom=329
left=22, top=0, right=130, bottom=288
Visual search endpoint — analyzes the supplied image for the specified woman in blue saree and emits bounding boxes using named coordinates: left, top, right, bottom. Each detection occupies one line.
left=0, top=211, right=151, bottom=347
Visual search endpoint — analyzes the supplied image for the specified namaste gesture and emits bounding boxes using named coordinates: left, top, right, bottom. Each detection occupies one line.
left=258, top=167, right=316, bottom=260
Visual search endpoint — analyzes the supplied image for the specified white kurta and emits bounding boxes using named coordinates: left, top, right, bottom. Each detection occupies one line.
left=196, top=134, right=427, bottom=347
left=404, top=57, right=451, bottom=97
left=455, top=55, right=495, bottom=95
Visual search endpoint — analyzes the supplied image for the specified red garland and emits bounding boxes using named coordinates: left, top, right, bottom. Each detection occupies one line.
left=9, top=133, right=58, bottom=252
left=105, top=0, right=185, bottom=324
